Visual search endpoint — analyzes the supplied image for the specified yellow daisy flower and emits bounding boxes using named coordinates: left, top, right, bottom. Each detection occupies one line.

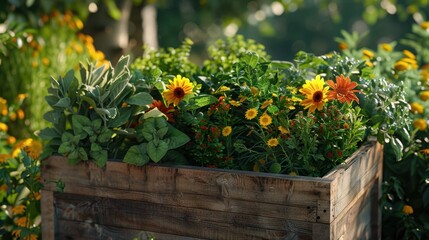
left=261, top=99, right=273, bottom=109
left=278, top=126, right=288, bottom=134
left=245, top=108, right=258, bottom=120
left=379, top=43, right=393, bottom=52
left=402, top=205, right=414, bottom=215
left=259, top=113, right=272, bottom=127
left=362, top=49, right=375, bottom=59
left=0, top=122, right=8, bottom=132
left=267, top=138, right=279, bottom=147
left=163, top=75, right=194, bottom=106
left=403, top=50, right=416, bottom=59
left=222, top=126, right=232, bottom=137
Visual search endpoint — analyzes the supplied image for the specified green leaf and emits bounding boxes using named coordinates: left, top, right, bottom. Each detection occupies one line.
left=38, top=127, right=60, bottom=140
left=114, top=55, right=130, bottom=78
left=242, top=51, right=259, bottom=68
left=164, top=124, right=190, bottom=149
left=126, top=92, right=153, bottom=106
left=45, top=95, right=59, bottom=107
left=95, top=107, right=118, bottom=119
left=80, top=95, right=97, bottom=109
left=157, top=127, right=169, bottom=139
left=108, top=107, right=133, bottom=128
left=186, top=94, right=218, bottom=110
left=72, top=115, right=91, bottom=136
left=78, top=147, right=88, bottom=161
left=61, top=69, right=75, bottom=95
left=91, top=149, right=108, bottom=167
left=53, top=97, right=71, bottom=108
left=123, top=143, right=150, bottom=166
left=143, top=108, right=167, bottom=120
left=147, top=140, right=168, bottom=163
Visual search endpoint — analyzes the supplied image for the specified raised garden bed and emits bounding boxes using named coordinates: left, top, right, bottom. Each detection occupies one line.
left=41, top=140, right=382, bottom=240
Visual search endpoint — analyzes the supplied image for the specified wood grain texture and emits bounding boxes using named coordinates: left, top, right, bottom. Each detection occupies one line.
left=40, top=140, right=383, bottom=240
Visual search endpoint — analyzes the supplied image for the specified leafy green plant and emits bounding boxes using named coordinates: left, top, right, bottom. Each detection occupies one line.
left=40, top=55, right=189, bottom=167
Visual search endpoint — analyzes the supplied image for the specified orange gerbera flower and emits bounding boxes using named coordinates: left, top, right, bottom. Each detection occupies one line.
left=150, top=100, right=175, bottom=122
left=326, top=75, right=360, bottom=104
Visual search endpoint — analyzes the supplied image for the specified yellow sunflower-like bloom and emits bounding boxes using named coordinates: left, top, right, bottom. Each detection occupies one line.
left=421, top=21, right=429, bottom=30
left=261, top=99, right=273, bottom=109
left=403, top=50, right=416, bottom=59
left=362, top=49, right=375, bottom=59
left=222, top=126, right=232, bottom=137
left=163, top=75, right=194, bottom=106
left=259, top=113, right=272, bottom=127
left=299, top=75, right=329, bottom=112
left=394, top=61, right=409, bottom=71
left=278, top=126, right=288, bottom=134
left=245, top=108, right=258, bottom=120
left=267, top=138, right=279, bottom=147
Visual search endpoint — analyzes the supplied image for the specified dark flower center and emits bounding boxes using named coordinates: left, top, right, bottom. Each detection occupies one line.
left=174, top=88, right=185, bottom=98
left=313, top=91, right=323, bottom=102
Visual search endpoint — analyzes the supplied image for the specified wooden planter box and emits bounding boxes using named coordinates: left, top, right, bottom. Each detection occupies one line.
left=41, top=140, right=383, bottom=240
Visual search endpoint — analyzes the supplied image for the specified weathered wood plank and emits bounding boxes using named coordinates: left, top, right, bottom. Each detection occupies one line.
left=54, top=193, right=315, bottom=240
left=57, top=219, right=204, bottom=240
left=40, top=190, right=54, bottom=240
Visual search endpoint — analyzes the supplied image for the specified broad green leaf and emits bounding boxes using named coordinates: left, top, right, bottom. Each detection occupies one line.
left=43, top=110, right=62, bottom=124
left=95, top=107, right=118, bottom=119
left=68, top=150, right=80, bottom=164
left=186, top=94, right=217, bottom=110
left=72, top=115, right=91, bottom=136
left=147, top=140, right=168, bottom=163
left=91, top=143, right=102, bottom=152
left=242, top=51, right=259, bottom=68
left=80, top=95, right=97, bottom=109
left=123, top=143, right=150, bottom=166
left=53, top=97, right=71, bottom=108
left=126, top=92, right=153, bottom=106
left=108, top=107, right=133, bottom=128
left=165, top=125, right=190, bottom=149
left=143, top=108, right=167, bottom=120
left=155, top=116, right=168, bottom=129
left=78, top=147, right=89, bottom=161
left=157, top=126, right=169, bottom=139
left=108, top=80, right=130, bottom=105
left=91, top=149, right=108, bottom=167
left=38, top=127, right=60, bottom=140
left=97, top=128, right=112, bottom=143
left=45, top=95, right=59, bottom=107
left=114, top=55, right=130, bottom=79
left=60, top=69, right=75, bottom=95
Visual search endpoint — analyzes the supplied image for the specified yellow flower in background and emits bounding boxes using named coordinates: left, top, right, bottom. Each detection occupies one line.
left=17, top=94, right=27, bottom=101
left=9, top=112, right=16, bottom=121
left=394, top=61, right=409, bottom=71
left=42, top=57, right=50, bottom=66
left=299, top=75, right=329, bottom=112
left=380, top=43, right=393, bottom=52
left=7, top=136, right=16, bottom=145
left=338, top=41, right=348, bottom=50
left=0, top=154, right=9, bottom=163
left=0, top=97, right=7, bottom=115
left=215, top=86, right=230, bottom=93
left=12, top=138, right=43, bottom=159
left=229, top=100, right=241, bottom=107
left=250, top=86, right=259, bottom=96
left=267, top=138, right=279, bottom=147
left=420, top=148, right=429, bottom=155
left=410, top=102, right=424, bottom=114
left=420, top=91, right=429, bottom=101
left=11, top=205, right=26, bottom=215
left=163, top=75, right=194, bottom=106
left=0, top=122, right=8, bottom=132
left=74, top=18, right=84, bottom=30
left=17, top=109, right=25, bottom=120
left=222, top=126, right=232, bottom=137
left=261, top=99, right=273, bottom=109
left=278, top=126, right=288, bottom=134
left=245, top=108, right=258, bottom=120
left=413, top=119, right=428, bottom=131
left=365, top=61, right=374, bottom=67
left=259, top=113, right=272, bottom=127
left=362, top=49, right=375, bottom=59
left=421, top=21, right=429, bottom=30
left=403, top=50, right=416, bottom=59
left=0, top=184, right=7, bottom=192
left=402, top=205, right=414, bottom=215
